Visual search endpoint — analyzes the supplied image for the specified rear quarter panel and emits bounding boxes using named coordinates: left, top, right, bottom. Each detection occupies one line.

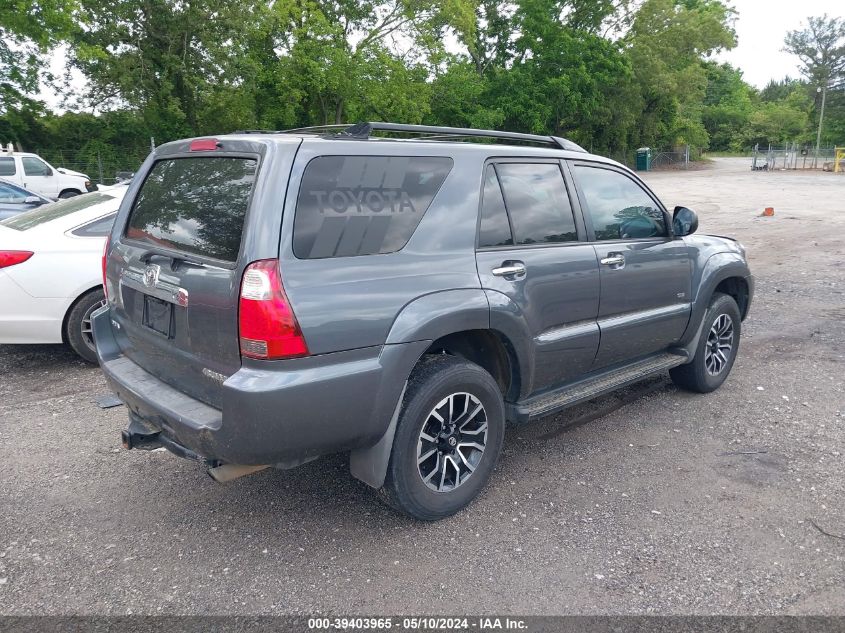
left=279, top=139, right=485, bottom=355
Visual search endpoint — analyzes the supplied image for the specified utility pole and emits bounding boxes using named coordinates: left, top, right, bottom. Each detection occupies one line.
left=814, top=83, right=828, bottom=169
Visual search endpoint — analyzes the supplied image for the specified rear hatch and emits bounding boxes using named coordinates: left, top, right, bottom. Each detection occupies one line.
left=107, top=139, right=285, bottom=408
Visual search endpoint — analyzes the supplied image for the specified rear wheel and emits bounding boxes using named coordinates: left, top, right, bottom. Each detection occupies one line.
left=382, top=355, right=505, bottom=521
left=66, top=289, right=106, bottom=364
left=670, top=292, right=741, bottom=393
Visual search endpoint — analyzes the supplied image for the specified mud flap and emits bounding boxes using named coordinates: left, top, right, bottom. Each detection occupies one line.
left=349, top=385, right=406, bottom=489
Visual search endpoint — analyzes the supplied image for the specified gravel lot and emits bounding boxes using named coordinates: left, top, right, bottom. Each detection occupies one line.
left=1, top=158, right=843, bottom=616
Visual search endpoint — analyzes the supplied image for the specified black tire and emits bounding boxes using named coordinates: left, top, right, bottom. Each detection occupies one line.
left=381, top=355, right=505, bottom=521
left=58, top=190, right=81, bottom=199
left=65, top=289, right=106, bottom=364
left=670, top=292, right=741, bottom=393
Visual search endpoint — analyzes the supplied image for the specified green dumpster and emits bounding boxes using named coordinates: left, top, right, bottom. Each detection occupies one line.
left=636, top=147, right=652, bottom=171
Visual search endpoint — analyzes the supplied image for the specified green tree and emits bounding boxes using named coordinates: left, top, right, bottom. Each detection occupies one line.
left=785, top=15, right=845, bottom=89
left=0, top=0, right=78, bottom=111
left=250, top=0, right=475, bottom=128
left=624, top=0, right=737, bottom=150
left=746, top=88, right=812, bottom=145
left=784, top=15, right=845, bottom=147
left=760, top=78, right=804, bottom=102
left=701, top=62, right=754, bottom=151
left=70, top=0, right=268, bottom=139
left=440, top=0, right=633, bottom=151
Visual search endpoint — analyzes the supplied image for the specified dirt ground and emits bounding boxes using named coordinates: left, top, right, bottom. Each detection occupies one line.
left=0, top=157, right=843, bottom=615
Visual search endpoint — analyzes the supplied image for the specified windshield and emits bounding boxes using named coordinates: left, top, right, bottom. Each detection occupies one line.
left=0, top=192, right=117, bottom=231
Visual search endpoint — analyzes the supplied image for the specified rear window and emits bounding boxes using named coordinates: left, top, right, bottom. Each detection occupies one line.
left=126, top=157, right=257, bottom=262
left=293, top=155, right=452, bottom=259
left=0, top=192, right=116, bottom=231
left=0, top=158, right=15, bottom=176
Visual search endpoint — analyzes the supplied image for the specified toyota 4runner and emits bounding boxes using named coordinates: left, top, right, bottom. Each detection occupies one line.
left=94, top=122, right=753, bottom=520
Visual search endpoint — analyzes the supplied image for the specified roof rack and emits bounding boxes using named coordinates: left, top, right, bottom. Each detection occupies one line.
left=273, top=122, right=586, bottom=152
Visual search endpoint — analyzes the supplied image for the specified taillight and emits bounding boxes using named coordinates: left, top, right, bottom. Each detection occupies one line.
left=0, top=251, right=33, bottom=269
left=101, top=236, right=110, bottom=299
left=239, top=259, right=308, bottom=360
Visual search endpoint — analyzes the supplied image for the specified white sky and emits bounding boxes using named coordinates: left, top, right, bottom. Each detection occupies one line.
left=39, top=0, right=843, bottom=111
left=716, top=0, right=844, bottom=87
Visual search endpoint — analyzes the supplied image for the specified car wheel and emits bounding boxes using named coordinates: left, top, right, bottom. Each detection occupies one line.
left=670, top=292, right=741, bottom=393
left=58, top=190, right=81, bottom=199
left=66, top=289, right=106, bottom=364
left=381, top=355, right=505, bottom=521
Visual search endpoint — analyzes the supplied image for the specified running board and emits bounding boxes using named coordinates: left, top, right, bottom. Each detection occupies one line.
left=510, top=352, right=687, bottom=423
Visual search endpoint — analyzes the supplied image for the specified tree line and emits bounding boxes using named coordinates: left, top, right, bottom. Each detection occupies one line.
left=1, top=0, right=843, bottom=179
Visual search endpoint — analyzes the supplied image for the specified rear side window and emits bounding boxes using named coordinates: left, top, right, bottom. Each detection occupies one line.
left=496, top=163, right=577, bottom=245
left=293, top=155, right=452, bottom=259
left=0, top=158, right=15, bottom=176
left=126, top=157, right=257, bottom=263
left=478, top=165, right=513, bottom=248
left=72, top=213, right=116, bottom=237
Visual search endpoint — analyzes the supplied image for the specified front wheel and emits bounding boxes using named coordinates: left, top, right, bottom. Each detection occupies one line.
left=381, top=355, right=505, bottom=521
left=670, top=292, right=741, bottom=393
left=58, top=190, right=81, bottom=199
left=66, top=289, right=106, bottom=364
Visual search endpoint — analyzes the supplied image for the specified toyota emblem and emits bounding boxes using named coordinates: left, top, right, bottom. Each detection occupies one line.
left=143, top=264, right=160, bottom=288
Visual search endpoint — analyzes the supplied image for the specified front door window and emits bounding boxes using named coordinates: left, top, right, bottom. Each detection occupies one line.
left=574, top=166, right=666, bottom=240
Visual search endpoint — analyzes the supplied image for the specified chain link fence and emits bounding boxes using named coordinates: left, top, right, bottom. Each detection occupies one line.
left=652, top=146, right=693, bottom=170
left=33, top=147, right=152, bottom=185
left=606, top=146, right=699, bottom=171
left=751, top=144, right=840, bottom=171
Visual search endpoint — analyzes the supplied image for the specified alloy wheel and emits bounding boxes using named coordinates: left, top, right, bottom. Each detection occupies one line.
left=704, top=313, right=734, bottom=376
left=81, top=299, right=107, bottom=351
left=417, top=392, right=488, bottom=493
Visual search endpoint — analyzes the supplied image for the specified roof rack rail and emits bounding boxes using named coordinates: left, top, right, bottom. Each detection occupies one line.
left=276, top=122, right=586, bottom=152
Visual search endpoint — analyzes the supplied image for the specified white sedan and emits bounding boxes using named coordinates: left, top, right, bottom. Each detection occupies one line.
left=0, top=185, right=127, bottom=362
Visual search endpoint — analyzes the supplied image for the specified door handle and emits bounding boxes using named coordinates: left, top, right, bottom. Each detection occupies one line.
left=600, top=254, right=625, bottom=268
left=492, top=261, right=526, bottom=278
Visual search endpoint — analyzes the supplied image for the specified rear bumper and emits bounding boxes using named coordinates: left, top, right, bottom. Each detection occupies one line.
left=0, top=272, right=65, bottom=343
left=93, top=305, right=427, bottom=466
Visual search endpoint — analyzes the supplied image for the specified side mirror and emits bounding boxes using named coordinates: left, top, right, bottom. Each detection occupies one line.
left=24, top=196, right=42, bottom=204
left=673, top=206, right=698, bottom=237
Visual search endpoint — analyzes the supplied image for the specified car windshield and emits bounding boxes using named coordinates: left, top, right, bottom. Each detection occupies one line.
left=0, top=192, right=117, bottom=231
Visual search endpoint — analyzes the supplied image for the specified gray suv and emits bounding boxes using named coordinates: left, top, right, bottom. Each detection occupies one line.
left=94, top=122, right=753, bottom=520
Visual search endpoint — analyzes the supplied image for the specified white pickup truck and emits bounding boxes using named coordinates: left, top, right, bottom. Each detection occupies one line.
left=0, top=144, right=96, bottom=199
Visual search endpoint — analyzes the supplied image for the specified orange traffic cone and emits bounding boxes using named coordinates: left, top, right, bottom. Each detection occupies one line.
left=761, top=207, right=774, bottom=217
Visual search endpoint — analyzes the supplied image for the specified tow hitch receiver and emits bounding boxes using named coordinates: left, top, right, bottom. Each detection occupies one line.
left=121, top=429, right=161, bottom=450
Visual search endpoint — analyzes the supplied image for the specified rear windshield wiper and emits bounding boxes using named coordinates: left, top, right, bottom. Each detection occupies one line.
left=138, top=250, right=206, bottom=269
